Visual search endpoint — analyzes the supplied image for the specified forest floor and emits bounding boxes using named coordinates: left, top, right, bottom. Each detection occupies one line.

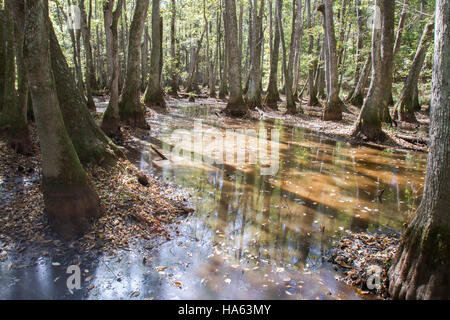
left=0, top=123, right=193, bottom=277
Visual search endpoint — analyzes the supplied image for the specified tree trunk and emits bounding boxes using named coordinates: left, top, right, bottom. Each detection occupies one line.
left=247, top=0, right=265, bottom=109
left=144, top=0, right=166, bottom=109
left=348, top=53, right=371, bottom=107
left=223, top=0, right=248, bottom=116
left=0, top=10, right=5, bottom=113
left=169, top=0, right=179, bottom=96
left=101, top=0, right=123, bottom=136
left=279, top=0, right=297, bottom=114
left=265, top=0, right=281, bottom=109
left=218, top=1, right=228, bottom=99
left=0, top=0, right=32, bottom=154
left=393, top=22, right=434, bottom=123
left=306, top=0, right=319, bottom=106
left=347, top=0, right=365, bottom=99
left=119, top=0, right=149, bottom=129
left=388, top=0, right=449, bottom=300
left=78, top=0, right=96, bottom=110
left=318, top=1, right=343, bottom=121
left=24, top=0, right=101, bottom=239
left=351, top=0, right=394, bottom=141
left=49, top=22, right=119, bottom=165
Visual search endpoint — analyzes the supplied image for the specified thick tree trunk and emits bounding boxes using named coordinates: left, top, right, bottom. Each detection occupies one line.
left=49, top=23, right=119, bottom=165
left=144, top=0, right=166, bottom=109
left=265, top=0, right=281, bottom=109
left=223, top=0, right=248, bottom=116
left=101, top=0, right=123, bottom=136
left=24, top=0, right=101, bottom=239
left=388, top=1, right=449, bottom=299
left=318, top=1, right=343, bottom=121
left=393, top=22, right=434, bottom=123
left=351, top=0, right=394, bottom=141
left=119, top=0, right=149, bottom=129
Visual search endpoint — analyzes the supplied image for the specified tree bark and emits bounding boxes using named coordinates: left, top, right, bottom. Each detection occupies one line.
left=24, top=0, right=101, bottom=239
left=389, top=0, right=449, bottom=299
left=0, top=10, right=5, bottom=113
left=119, top=0, right=149, bottom=129
left=247, top=0, right=265, bottom=109
left=393, top=22, right=434, bottom=123
left=0, top=0, right=32, bottom=154
left=265, top=0, right=281, bottom=109
left=318, top=1, right=343, bottom=121
left=49, top=22, right=119, bottom=165
left=351, top=0, right=394, bottom=141
left=144, top=0, right=166, bottom=109
left=348, top=53, right=371, bottom=107
left=101, top=0, right=123, bottom=136
left=78, top=0, right=97, bottom=110
left=169, top=0, right=179, bottom=96
left=223, top=0, right=248, bottom=116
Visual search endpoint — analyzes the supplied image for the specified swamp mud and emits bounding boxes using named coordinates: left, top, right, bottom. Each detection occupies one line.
left=0, top=99, right=427, bottom=299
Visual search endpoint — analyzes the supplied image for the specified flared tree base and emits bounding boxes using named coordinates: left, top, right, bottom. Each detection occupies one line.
left=323, top=99, right=343, bottom=121
left=119, top=100, right=149, bottom=130
left=43, top=180, right=101, bottom=239
left=388, top=221, right=450, bottom=299
left=223, top=100, right=248, bottom=117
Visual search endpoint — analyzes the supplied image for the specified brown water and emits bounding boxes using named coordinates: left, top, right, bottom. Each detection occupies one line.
left=0, top=101, right=427, bottom=300
left=121, top=101, right=426, bottom=299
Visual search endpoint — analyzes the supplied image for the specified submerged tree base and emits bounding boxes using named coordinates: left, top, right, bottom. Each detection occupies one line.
left=43, top=179, right=101, bottom=239
left=223, top=100, right=248, bottom=117
left=119, top=100, right=150, bottom=130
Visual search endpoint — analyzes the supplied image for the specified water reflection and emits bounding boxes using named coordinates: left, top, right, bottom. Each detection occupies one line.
left=0, top=102, right=427, bottom=299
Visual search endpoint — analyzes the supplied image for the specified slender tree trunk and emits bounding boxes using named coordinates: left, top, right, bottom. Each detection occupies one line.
left=393, top=0, right=407, bottom=57
left=141, top=26, right=149, bottom=91
left=101, top=0, right=123, bottom=136
left=79, top=0, right=96, bottom=110
left=0, top=0, right=31, bottom=154
left=223, top=0, right=248, bottom=116
left=119, top=0, right=149, bottom=129
left=347, top=0, right=365, bottom=99
left=279, top=0, right=297, bottom=114
left=247, top=0, right=265, bottom=109
left=144, top=0, right=166, bottom=109
left=24, top=0, right=101, bottom=239
left=0, top=10, right=5, bottom=112
left=306, top=0, right=318, bottom=106
left=218, top=1, right=228, bottom=99
left=169, top=0, right=179, bottom=96
left=292, top=0, right=304, bottom=101
left=389, top=0, right=449, bottom=300
left=103, top=0, right=113, bottom=84
left=348, top=53, right=371, bottom=107
left=351, top=0, right=394, bottom=141
left=265, top=0, right=281, bottom=108
left=318, top=1, right=343, bottom=121
left=393, top=22, right=434, bottom=123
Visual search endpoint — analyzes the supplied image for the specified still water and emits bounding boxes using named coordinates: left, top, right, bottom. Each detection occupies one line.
left=0, top=101, right=427, bottom=299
